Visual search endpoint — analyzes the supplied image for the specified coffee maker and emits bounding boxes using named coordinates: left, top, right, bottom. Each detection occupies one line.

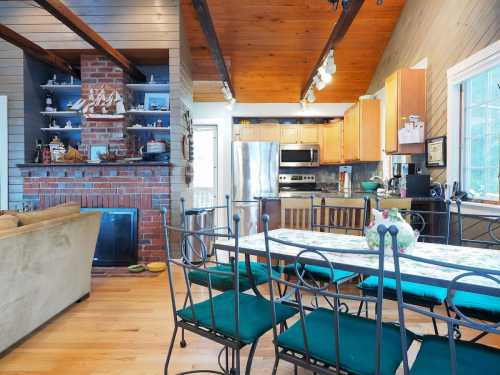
left=388, top=163, right=415, bottom=194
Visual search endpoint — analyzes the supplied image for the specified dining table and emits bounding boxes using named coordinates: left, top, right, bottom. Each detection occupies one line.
left=214, top=228, right=500, bottom=297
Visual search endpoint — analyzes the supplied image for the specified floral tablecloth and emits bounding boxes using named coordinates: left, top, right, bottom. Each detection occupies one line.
left=215, top=229, right=500, bottom=292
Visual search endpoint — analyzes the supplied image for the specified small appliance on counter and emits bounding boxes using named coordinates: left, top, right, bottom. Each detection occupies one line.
left=388, top=162, right=415, bottom=195
left=406, top=174, right=431, bottom=197
left=279, top=174, right=320, bottom=193
left=338, top=166, right=352, bottom=192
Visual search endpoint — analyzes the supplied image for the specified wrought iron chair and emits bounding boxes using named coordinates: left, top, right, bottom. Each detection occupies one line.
left=162, top=210, right=297, bottom=375
left=451, top=199, right=500, bottom=341
left=263, top=215, right=414, bottom=375
left=178, top=196, right=280, bottom=347
left=390, top=227, right=500, bottom=374
left=281, top=197, right=367, bottom=302
left=358, top=200, right=453, bottom=334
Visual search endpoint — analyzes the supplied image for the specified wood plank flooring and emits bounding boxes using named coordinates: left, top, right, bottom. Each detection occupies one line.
left=0, top=271, right=498, bottom=374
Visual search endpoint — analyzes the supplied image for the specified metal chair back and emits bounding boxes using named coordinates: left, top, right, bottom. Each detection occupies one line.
left=457, top=199, right=500, bottom=249
left=390, top=228, right=500, bottom=375
left=311, top=196, right=369, bottom=235
left=162, top=208, right=242, bottom=343
left=262, top=214, right=391, bottom=375
left=398, top=200, right=452, bottom=244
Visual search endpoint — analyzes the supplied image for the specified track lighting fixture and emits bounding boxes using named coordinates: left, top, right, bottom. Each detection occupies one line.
left=306, top=89, right=316, bottom=103
left=313, top=74, right=326, bottom=90
left=300, top=49, right=335, bottom=105
left=221, top=81, right=236, bottom=110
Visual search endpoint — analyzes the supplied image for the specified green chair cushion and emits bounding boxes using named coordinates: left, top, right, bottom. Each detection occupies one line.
left=360, top=276, right=447, bottom=305
left=411, top=335, right=500, bottom=375
left=277, top=308, right=414, bottom=375
left=452, top=290, right=500, bottom=315
left=177, top=290, right=297, bottom=344
left=283, top=264, right=357, bottom=283
left=188, top=261, right=279, bottom=292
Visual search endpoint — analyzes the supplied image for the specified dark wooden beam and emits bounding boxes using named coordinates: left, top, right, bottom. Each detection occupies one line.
left=191, top=0, right=235, bottom=99
left=301, top=0, right=364, bottom=100
left=0, top=24, right=79, bottom=77
left=33, top=0, right=145, bottom=82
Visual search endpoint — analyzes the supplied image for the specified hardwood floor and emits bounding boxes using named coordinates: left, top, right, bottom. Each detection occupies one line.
left=0, top=271, right=498, bottom=375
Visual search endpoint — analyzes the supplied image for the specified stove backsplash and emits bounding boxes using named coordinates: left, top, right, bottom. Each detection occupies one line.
left=279, top=162, right=382, bottom=191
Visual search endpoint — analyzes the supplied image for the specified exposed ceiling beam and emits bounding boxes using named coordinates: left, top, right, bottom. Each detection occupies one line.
left=0, top=23, right=79, bottom=77
left=191, top=0, right=235, bottom=99
left=33, top=0, right=145, bottom=82
left=301, top=0, right=365, bottom=100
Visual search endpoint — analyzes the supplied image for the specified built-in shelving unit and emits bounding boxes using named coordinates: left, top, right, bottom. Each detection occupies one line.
left=40, top=111, right=80, bottom=117
left=126, top=83, right=169, bottom=92
left=126, top=126, right=170, bottom=132
left=41, top=127, right=81, bottom=132
left=40, top=84, right=81, bottom=94
left=126, top=110, right=170, bottom=116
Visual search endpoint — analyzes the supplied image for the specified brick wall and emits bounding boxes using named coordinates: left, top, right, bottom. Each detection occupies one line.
left=21, top=165, right=170, bottom=263
left=80, top=55, right=130, bottom=157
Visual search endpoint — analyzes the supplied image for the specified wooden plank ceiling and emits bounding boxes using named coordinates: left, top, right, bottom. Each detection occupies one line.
left=182, top=0, right=405, bottom=103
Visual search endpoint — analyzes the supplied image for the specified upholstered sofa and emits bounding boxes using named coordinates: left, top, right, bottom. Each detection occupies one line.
left=0, top=205, right=101, bottom=354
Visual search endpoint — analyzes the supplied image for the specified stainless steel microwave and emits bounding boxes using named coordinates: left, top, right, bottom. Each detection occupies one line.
left=279, top=144, right=320, bottom=167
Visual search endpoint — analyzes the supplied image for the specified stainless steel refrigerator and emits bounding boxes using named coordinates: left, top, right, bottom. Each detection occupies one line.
left=232, top=141, right=279, bottom=235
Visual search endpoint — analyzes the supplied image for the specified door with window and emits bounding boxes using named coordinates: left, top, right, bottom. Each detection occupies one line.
left=192, top=125, right=218, bottom=208
left=461, top=65, right=500, bottom=202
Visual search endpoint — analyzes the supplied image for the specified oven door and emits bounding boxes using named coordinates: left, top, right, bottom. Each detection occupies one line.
left=280, top=144, right=320, bottom=167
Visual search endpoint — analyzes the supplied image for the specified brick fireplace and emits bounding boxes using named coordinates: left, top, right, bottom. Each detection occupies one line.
left=20, top=164, right=169, bottom=263
left=18, top=54, right=171, bottom=264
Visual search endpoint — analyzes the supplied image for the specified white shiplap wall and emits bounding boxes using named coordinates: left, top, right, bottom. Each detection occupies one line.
left=0, top=0, right=191, bottom=209
left=0, top=41, right=24, bottom=209
left=169, top=5, right=194, bottom=225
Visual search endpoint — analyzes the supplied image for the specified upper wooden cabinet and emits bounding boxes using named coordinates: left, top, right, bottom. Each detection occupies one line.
left=237, top=125, right=261, bottom=141
left=233, top=124, right=280, bottom=142
left=259, top=124, right=281, bottom=141
left=321, top=121, right=343, bottom=164
left=280, top=125, right=300, bottom=143
left=300, top=125, right=321, bottom=144
left=343, top=99, right=380, bottom=162
left=233, top=123, right=322, bottom=144
left=280, top=125, right=320, bottom=144
left=384, top=68, right=426, bottom=154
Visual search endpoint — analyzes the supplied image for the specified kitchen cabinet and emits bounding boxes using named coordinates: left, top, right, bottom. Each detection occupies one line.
left=280, top=125, right=300, bottom=143
left=300, top=125, right=321, bottom=144
left=280, top=125, right=320, bottom=144
left=259, top=124, right=281, bottom=141
left=233, top=124, right=280, bottom=142
left=234, top=125, right=260, bottom=141
left=384, top=68, right=426, bottom=155
left=321, top=121, right=343, bottom=164
left=343, top=99, right=380, bottom=162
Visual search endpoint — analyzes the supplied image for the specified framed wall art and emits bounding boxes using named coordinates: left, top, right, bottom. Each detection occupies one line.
left=425, top=136, right=446, bottom=168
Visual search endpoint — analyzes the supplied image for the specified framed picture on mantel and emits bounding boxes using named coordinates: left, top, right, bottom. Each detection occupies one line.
left=425, top=136, right=446, bottom=168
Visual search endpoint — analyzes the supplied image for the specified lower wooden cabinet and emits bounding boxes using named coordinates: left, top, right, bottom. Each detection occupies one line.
left=321, top=122, right=343, bottom=164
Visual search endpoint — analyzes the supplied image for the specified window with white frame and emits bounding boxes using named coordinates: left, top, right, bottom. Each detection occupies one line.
left=461, top=65, right=500, bottom=201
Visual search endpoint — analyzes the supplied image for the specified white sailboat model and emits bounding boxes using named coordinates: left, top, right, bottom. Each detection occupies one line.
left=83, top=85, right=125, bottom=119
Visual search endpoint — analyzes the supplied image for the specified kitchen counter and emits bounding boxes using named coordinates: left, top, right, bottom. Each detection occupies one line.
left=17, top=161, right=172, bottom=168
left=257, top=191, right=445, bottom=201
